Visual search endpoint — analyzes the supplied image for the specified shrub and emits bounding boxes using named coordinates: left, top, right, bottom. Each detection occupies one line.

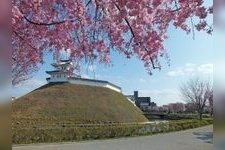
left=12, top=118, right=213, bottom=144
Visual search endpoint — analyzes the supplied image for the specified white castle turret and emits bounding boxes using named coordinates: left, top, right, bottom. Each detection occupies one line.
left=46, top=59, right=74, bottom=83
left=46, top=59, right=122, bottom=93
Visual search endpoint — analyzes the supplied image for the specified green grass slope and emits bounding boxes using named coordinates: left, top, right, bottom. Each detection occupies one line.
left=13, top=83, right=148, bottom=129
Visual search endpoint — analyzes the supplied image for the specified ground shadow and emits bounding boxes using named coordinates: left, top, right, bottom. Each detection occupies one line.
left=193, top=131, right=213, bottom=144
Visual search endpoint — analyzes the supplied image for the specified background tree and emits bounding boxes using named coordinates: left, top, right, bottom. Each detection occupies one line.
left=12, top=0, right=213, bottom=85
left=180, top=78, right=212, bottom=120
left=185, top=102, right=197, bottom=114
left=168, top=102, right=185, bottom=113
left=208, top=89, right=213, bottom=115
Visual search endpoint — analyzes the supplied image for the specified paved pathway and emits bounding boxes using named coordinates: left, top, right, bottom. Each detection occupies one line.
left=13, top=125, right=213, bottom=150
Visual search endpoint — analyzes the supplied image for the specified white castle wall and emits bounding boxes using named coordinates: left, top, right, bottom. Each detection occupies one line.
left=105, top=84, right=122, bottom=93
left=47, top=74, right=69, bottom=83
left=69, top=79, right=122, bottom=93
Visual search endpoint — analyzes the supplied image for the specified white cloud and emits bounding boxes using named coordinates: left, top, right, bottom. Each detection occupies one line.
left=168, top=63, right=213, bottom=77
left=197, top=64, right=213, bottom=74
left=184, top=63, right=196, bottom=73
left=138, top=89, right=183, bottom=106
left=168, top=70, right=185, bottom=76
left=139, top=78, right=146, bottom=83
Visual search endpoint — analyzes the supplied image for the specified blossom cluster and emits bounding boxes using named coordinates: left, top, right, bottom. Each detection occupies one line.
left=12, top=0, right=213, bottom=84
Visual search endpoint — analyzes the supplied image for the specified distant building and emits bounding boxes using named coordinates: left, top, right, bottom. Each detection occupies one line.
left=46, top=59, right=122, bottom=93
left=125, top=91, right=156, bottom=110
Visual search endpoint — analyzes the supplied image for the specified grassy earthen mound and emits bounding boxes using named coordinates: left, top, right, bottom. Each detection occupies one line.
left=13, top=83, right=148, bottom=129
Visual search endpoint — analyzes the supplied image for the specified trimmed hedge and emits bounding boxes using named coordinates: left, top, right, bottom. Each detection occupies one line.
left=12, top=118, right=213, bottom=144
left=144, top=113, right=212, bottom=120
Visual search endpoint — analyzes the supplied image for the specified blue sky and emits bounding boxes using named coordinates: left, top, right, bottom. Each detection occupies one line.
left=12, top=26, right=213, bottom=106
left=12, top=1, right=214, bottom=106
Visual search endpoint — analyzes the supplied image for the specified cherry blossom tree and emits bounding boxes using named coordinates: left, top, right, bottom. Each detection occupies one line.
left=168, top=102, right=185, bottom=113
left=12, top=0, right=213, bottom=85
left=12, top=47, right=41, bottom=85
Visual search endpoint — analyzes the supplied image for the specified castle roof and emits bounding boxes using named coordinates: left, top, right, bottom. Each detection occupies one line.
left=60, top=59, right=71, bottom=62
left=51, top=59, right=72, bottom=67
left=46, top=70, right=68, bottom=74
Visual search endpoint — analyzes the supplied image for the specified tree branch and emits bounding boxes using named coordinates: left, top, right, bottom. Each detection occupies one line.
left=24, top=16, right=66, bottom=26
left=86, top=0, right=92, bottom=7
left=191, top=17, right=195, bottom=40
left=144, top=48, right=161, bottom=70
left=171, top=7, right=181, bottom=12
left=20, top=8, right=66, bottom=26
left=113, top=3, right=161, bottom=70
left=150, top=57, right=161, bottom=69
left=114, top=3, right=135, bottom=38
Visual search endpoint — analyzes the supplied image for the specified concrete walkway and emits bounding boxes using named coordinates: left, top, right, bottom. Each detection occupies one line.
left=13, top=125, right=213, bottom=150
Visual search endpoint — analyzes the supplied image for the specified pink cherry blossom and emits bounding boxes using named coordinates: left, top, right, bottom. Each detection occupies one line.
left=12, top=0, right=213, bottom=85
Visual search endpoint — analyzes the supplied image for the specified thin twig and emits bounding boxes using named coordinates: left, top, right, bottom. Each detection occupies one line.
left=190, top=17, right=195, bottom=40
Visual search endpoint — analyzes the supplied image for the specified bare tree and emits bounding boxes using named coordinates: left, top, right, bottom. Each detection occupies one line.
left=208, top=89, right=213, bottom=116
left=180, top=78, right=212, bottom=120
left=185, top=102, right=197, bottom=113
